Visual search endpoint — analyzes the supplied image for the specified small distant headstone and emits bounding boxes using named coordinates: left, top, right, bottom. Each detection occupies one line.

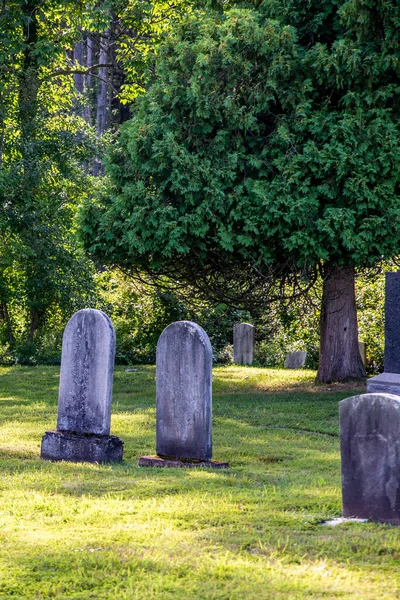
left=358, top=341, right=366, bottom=367
left=139, top=321, right=228, bottom=468
left=339, top=393, right=400, bottom=524
left=368, top=272, right=400, bottom=394
left=284, top=350, right=307, bottom=369
left=41, top=309, right=123, bottom=463
left=233, top=323, right=255, bottom=365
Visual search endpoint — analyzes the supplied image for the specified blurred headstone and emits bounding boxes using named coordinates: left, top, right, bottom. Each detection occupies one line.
left=358, top=341, right=366, bottom=367
left=233, top=323, right=255, bottom=365
left=368, top=272, right=400, bottom=394
left=284, top=350, right=307, bottom=369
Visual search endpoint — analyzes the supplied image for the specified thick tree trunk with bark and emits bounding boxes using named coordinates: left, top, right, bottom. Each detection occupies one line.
left=316, top=263, right=366, bottom=383
left=28, top=312, right=38, bottom=343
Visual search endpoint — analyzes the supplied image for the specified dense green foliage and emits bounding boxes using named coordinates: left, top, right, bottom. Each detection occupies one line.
left=97, top=270, right=249, bottom=364
left=82, top=1, right=400, bottom=276
left=0, top=1, right=100, bottom=353
left=0, top=265, right=385, bottom=374
left=0, top=0, right=192, bottom=360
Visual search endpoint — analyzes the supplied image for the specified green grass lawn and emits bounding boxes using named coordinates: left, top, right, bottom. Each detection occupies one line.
left=0, top=365, right=399, bottom=599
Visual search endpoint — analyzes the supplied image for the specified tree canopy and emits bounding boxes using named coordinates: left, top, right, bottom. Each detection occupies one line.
left=81, top=0, right=400, bottom=380
left=83, top=1, right=400, bottom=270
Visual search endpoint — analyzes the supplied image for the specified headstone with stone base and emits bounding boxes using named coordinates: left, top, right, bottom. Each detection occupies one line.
left=40, top=309, right=123, bottom=463
left=367, top=272, right=400, bottom=395
left=340, top=393, right=400, bottom=524
left=139, top=321, right=228, bottom=468
left=233, top=323, right=255, bottom=365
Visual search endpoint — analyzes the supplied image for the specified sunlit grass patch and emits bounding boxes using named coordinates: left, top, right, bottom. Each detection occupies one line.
left=212, top=365, right=316, bottom=393
left=0, top=365, right=397, bottom=599
left=212, top=365, right=365, bottom=395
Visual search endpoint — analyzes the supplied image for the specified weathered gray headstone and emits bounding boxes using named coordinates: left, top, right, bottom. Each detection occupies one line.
left=157, top=321, right=212, bottom=461
left=340, top=393, right=400, bottom=524
left=284, top=350, right=307, bottom=369
left=368, top=272, right=400, bottom=394
left=358, top=341, right=366, bottom=367
left=41, top=309, right=123, bottom=463
left=233, top=323, right=255, bottom=365
left=139, top=321, right=228, bottom=468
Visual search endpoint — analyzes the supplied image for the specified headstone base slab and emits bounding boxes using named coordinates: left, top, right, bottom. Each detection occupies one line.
left=341, top=509, right=400, bottom=526
left=138, top=455, right=229, bottom=469
left=41, top=430, right=123, bottom=463
left=366, top=372, right=400, bottom=396
left=343, top=508, right=400, bottom=526
left=321, top=517, right=368, bottom=527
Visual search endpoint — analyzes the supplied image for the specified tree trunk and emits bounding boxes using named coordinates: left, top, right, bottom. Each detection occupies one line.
left=28, top=309, right=41, bottom=343
left=19, top=0, right=39, bottom=173
left=96, top=31, right=109, bottom=137
left=316, top=263, right=366, bottom=383
left=83, top=34, right=93, bottom=124
left=93, top=30, right=109, bottom=175
left=86, top=35, right=93, bottom=92
left=73, top=40, right=84, bottom=93
left=0, top=302, right=13, bottom=343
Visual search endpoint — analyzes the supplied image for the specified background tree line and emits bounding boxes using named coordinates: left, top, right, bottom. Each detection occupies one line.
left=0, top=0, right=189, bottom=360
left=0, top=0, right=398, bottom=379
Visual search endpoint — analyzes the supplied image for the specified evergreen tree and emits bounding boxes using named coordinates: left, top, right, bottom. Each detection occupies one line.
left=79, top=0, right=399, bottom=381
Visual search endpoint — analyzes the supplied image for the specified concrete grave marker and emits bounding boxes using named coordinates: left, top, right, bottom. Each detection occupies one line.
left=340, top=393, right=400, bottom=524
left=41, top=309, right=123, bottom=463
left=139, top=321, right=228, bottom=468
left=358, top=341, right=366, bottom=367
left=368, top=272, right=400, bottom=394
left=233, top=323, right=255, bottom=365
left=284, top=350, right=307, bottom=369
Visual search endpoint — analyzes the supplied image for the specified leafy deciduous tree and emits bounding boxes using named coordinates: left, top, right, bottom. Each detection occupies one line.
left=0, top=0, right=98, bottom=344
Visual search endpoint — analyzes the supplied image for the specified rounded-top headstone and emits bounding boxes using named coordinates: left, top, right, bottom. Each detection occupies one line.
left=233, top=323, right=255, bottom=365
left=340, top=393, right=400, bottom=524
left=57, top=309, right=116, bottom=436
left=156, top=321, right=212, bottom=461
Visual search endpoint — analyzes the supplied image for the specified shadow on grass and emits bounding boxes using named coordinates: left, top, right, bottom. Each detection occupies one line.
left=0, top=419, right=342, bottom=507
